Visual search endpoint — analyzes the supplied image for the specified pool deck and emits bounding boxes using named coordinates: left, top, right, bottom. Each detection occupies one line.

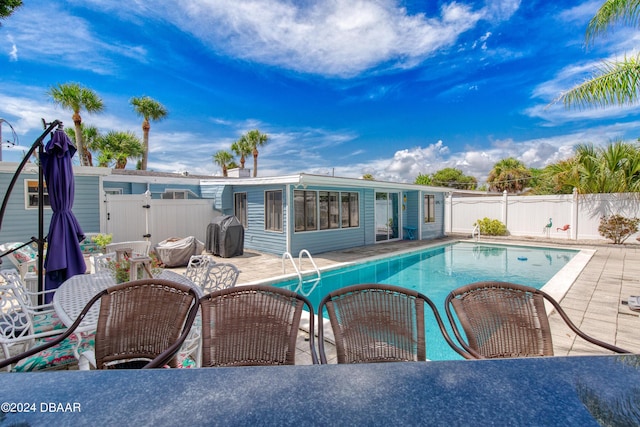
left=192, top=235, right=640, bottom=362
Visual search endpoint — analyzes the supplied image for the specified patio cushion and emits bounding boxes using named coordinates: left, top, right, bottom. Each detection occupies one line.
left=4, top=242, right=37, bottom=264
left=178, top=355, right=197, bottom=369
left=12, top=333, right=95, bottom=372
left=32, top=312, right=66, bottom=334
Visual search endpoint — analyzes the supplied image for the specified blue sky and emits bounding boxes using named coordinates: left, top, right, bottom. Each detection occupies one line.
left=1, top=0, right=639, bottom=185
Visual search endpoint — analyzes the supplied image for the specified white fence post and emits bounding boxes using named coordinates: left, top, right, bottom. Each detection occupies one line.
left=571, top=187, right=578, bottom=240
left=502, top=190, right=508, bottom=229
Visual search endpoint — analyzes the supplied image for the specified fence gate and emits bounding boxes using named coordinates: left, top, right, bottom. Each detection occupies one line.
left=103, top=194, right=150, bottom=243
left=103, top=193, right=219, bottom=247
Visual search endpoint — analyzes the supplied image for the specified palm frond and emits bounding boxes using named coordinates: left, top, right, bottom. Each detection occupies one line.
left=558, top=56, right=640, bottom=109
left=586, top=0, right=640, bottom=45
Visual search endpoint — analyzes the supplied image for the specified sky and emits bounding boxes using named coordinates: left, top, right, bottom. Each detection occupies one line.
left=1, top=0, right=640, bottom=186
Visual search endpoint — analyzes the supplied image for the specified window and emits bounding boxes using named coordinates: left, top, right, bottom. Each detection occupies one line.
left=294, top=190, right=316, bottom=231
left=424, top=194, right=435, bottom=223
left=319, top=191, right=339, bottom=230
left=25, top=180, right=50, bottom=209
left=294, top=190, right=359, bottom=232
left=162, top=190, right=188, bottom=199
left=341, top=192, right=359, bottom=228
left=234, top=192, right=247, bottom=228
left=265, top=190, right=283, bottom=232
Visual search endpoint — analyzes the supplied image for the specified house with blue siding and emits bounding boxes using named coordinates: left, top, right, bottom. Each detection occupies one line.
left=0, top=164, right=213, bottom=246
left=0, top=163, right=106, bottom=245
left=2, top=161, right=449, bottom=258
left=200, top=174, right=449, bottom=256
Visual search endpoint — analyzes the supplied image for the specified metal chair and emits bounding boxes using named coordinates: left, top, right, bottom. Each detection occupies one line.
left=183, top=254, right=216, bottom=287
left=200, top=285, right=318, bottom=366
left=0, top=269, right=64, bottom=334
left=199, top=262, right=240, bottom=294
left=317, top=283, right=466, bottom=364
left=0, top=278, right=200, bottom=370
left=0, top=273, right=77, bottom=372
left=444, top=281, right=631, bottom=359
left=177, top=259, right=238, bottom=368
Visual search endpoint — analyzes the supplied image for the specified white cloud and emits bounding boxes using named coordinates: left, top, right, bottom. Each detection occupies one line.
left=76, top=0, right=486, bottom=77
left=481, top=0, right=521, bottom=22
left=3, top=5, right=147, bottom=74
left=558, top=0, right=601, bottom=24
left=6, top=35, right=18, bottom=61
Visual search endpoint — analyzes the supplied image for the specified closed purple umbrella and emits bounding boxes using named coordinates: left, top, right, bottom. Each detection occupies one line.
left=41, top=129, right=86, bottom=303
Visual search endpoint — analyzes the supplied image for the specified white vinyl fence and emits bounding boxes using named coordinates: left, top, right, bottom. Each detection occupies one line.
left=446, top=190, right=640, bottom=242
left=102, top=194, right=221, bottom=247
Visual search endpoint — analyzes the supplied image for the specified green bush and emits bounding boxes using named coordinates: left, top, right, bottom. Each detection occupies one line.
left=91, top=233, right=113, bottom=250
left=474, top=217, right=508, bottom=236
left=598, top=215, right=640, bottom=244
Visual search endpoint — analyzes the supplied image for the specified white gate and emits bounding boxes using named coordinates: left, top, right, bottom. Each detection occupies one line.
left=102, top=193, right=220, bottom=246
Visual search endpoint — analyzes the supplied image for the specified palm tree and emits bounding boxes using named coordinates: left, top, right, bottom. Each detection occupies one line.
left=231, top=137, right=251, bottom=171
left=130, top=96, right=168, bottom=171
left=0, top=0, right=21, bottom=22
left=487, top=158, right=531, bottom=193
left=48, top=82, right=104, bottom=166
left=94, top=131, right=144, bottom=169
left=0, top=0, right=22, bottom=23
left=535, top=141, right=640, bottom=194
left=65, top=124, right=100, bottom=166
left=558, top=0, right=640, bottom=109
left=575, top=141, right=640, bottom=193
left=213, top=150, right=234, bottom=177
left=241, top=129, right=269, bottom=177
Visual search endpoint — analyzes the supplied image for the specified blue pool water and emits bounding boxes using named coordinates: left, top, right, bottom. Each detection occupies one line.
left=275, top=241, right=578, bottom=361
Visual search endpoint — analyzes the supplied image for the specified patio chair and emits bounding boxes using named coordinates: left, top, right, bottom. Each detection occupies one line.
left=0, top=278, right=200, bottom=370
left=184, top=254, right=216, bottom=286
left=177, top=259, right=237, bottom=368
left=198, top=262, right=240, bottom=294
left=0, top=269, right=65, bottom=334
left=92, top=252, right=117, bottom=274
left=199, top=285, right=318, bottom=366
left=444, top=281, right=631, bottom=359
left=0, top=242, right=39, bottom=279
left=0, top=275, right=81, bottom=372
left=105, top=240, right=151, bottom=257
left=317, top=283, right=467, bottom=364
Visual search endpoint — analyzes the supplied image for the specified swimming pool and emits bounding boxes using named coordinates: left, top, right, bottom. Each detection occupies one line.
left=273, top=241, right=580, bottom=361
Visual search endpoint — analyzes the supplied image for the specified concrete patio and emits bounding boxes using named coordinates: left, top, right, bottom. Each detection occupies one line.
left=194, top=235, right=640, bottom=361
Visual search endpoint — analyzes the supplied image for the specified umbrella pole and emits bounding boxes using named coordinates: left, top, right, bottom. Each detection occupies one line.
left=0, top=119, right=62, bottom=304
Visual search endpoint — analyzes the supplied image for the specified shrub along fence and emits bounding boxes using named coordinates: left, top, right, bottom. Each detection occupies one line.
left=445, top=189, right=640, bottom=242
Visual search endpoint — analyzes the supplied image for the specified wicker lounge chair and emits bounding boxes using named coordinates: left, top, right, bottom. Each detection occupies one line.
left=0, top=278, right=200, bottom=370
left=200, top=285, right=318, bottom=366
left=317, top=283, right=466, bottom=364
left=445, top=281, right=631, bottom=359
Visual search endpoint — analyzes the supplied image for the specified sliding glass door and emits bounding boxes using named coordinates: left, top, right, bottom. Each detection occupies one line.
left=375, top=191, right=400, bottom=242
